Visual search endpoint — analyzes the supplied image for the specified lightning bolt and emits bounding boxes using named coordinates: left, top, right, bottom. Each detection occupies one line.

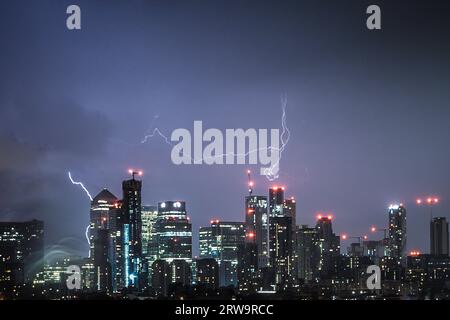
left=141, top=127, right=173, bottom=146
left=68, top=171, right=93, bottom=201
left=68, top=171, right=92, bottom=257
left=140, top=97, right=290, bottom=181
left=262, top=95, right=290, bottom=181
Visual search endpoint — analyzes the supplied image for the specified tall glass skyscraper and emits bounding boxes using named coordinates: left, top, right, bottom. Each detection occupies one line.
left=89, top=189, right=117, bottom=293
left=388, top=204, right=407, bottom=265
left=267, top=187, right=297, bottom=290
left=296, top=225, right=319, bottom=282
left=155, top=201, right=192, bottom=262
left=108, top=200, right=124, bottom=292
left=269, top=186, right=285, bottom=218
left=430, top=217, right=449, bottom=256
left=198, top=220, right=245, bottom=287
left=245, top=195, right=268, bottom=268
left=315, top=215, right=340, bottom=279
left=122, top=177, right=143, bottom=288
left=141, top=205, right=158, bottom=268
left=199, top=226, right=213, bottom=258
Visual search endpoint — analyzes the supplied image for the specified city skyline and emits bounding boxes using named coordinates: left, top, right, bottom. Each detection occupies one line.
left=2, top=170, right=448, bottom=299
left=1, top=0, right=450, bottom=293
left=66, top=169, right=447, bottom=258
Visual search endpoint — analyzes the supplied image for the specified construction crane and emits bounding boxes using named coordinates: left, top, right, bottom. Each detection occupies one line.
left=247, top=169, right=253, bottom=196
left=341, top=234, right=368, bottom=245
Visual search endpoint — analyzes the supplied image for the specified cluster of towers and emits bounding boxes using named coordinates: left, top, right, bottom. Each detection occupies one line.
left=86, top=169, right=314, bottom=294
left=88, top=171, right=194, bottom=294
left=197, top=171, right=342, bottom=294
left=86, top=169, right=448, bottom=297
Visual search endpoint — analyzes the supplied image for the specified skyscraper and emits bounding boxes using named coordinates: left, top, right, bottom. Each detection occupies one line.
left=0, top=220, right=44, bottom=297
left=198, top=220, right=245, bottom=287
left=283, top=197, right=296, bottom=231
left=89, top=189, right=117, bottom=256
left=141, top=205, right=158, bottom=268
left=430, top=217, right=449, bottom=256
left=108, top=200, right=125, bottom=292
left=237, top=235, right=259, bottom=294
left=296, top=225, right=320, bottom=282
left=199, top=226, right=213, bottom=258
left=155, top=201, right=192, bottom=262
left=90, top=189, right=117, bottom=293
left=268, top=186, right=284, bottom=271
left=267, top=186, right=296, bottom=290
left=122, top=175, right=143, bottom=288
left=315, top=215, right=340, bottom=280
left=283, top=197, right=297, bottom=281
left=388, top=204, right=407, bottom=264
left=245, top=195, right=269, bottom=268
left=269, top=186, right=284, bottom=218
left=269, top=216, right=294, bottom=291
left=93, top=229, right=112, bottom=293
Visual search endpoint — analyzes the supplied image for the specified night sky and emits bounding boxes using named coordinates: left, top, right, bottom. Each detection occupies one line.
left=1, top=0, right=449, bottom=258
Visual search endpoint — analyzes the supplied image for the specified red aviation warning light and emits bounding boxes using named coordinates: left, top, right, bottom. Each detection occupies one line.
left=317, top=213, right=332, bottom=221
left=128, top=169, right=143, bottom=180
left=410, top=250, right=421, bottom=256
left=341, top=234, right=348, bottom=240
left=417, top=197, right=439, bottom=206
left=247, top=232, right=255, bottom=239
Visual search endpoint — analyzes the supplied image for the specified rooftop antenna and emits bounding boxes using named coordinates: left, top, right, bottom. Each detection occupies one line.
left=128, top=169, right=143, bottom=180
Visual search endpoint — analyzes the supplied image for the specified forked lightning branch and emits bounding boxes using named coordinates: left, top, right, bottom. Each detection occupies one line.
left=142, top=98, right=290, bottom=181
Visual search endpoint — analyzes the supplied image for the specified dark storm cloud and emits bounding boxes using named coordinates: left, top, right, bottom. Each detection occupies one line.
left=0, top=95, right=111, bottom=252
left=0, top=0, right=449, bottom=257
left=0, top=96, right=110, bottom=157
left=0, top=134, right=45, bottom=217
